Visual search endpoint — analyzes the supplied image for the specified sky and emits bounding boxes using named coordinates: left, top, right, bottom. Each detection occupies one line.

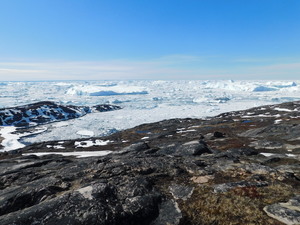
left=0, top=0, right=299, bottom=81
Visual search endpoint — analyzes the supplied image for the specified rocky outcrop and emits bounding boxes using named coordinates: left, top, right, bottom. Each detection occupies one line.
left=0, top=101, right=121, bottom=127
left=0, top=101, right=300, bottom=224
left=264, top=196, right=300, bottom=225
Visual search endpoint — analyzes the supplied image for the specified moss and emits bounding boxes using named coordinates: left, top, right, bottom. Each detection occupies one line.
left=180, top=184, right=294, bottom=225
left=258, top=184, right=296, bottom=205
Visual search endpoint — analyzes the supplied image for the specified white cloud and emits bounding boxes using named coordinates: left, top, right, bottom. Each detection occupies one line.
left=0, top=56, right=299, bottom=81
left=0, top=68, right=45, bottom=74
left=0, top=56, right=202, bottom=81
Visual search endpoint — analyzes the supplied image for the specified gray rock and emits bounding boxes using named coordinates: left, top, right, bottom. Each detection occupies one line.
left=214, top=180, right=268, bottom=193
left=0, top=176, right=68, bottom=216
left=175, top=140, right=212, bottom=156
left=216, top=148, right=259, bottom=159
left=240, top=163, right=276, bottom=175
left=151, top=200, right=182, bottom=225
left=0, top=101, right=121, bottom=127
left=0, top=178, right=161, bottom=225
left=169, top=184, right=194, bottom=200
left=213, top=131, right=225, bottom=138
left=264, top=196, right=300, bottom=225
left=116, top=142, right=150, bottom=154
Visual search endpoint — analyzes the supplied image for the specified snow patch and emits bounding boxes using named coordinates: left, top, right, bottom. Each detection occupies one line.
left=74, top=139, right=111, bottom=148
left=274, top=107, right=293, bottom=112
left=260, top=153, right=298, bottom=158
left=177, top=129, right=197, bottom=133
left=0, top=126, right=47, bottom=151
left=46, top=145, right=65, bottom=149
left=0, top=127, right=25, bottom=151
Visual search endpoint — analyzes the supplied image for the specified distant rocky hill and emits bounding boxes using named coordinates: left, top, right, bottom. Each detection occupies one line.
left=0, top=101, right=121, bottom=127
left=0, top=101, right=300, bottom=224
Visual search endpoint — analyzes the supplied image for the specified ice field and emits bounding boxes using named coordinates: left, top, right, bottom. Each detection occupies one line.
left=1, top=80, right=300, bottom=148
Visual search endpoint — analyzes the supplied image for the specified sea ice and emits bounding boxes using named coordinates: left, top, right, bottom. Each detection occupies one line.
left=76, top=130, right=95, bottom=136
left=66, top=84, right=148, bottom=96
left=1, top=80, right=300, bottom=150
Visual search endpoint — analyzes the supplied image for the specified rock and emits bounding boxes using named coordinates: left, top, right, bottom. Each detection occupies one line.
left=275, top=165, right=300, bottom=180
left=0, top=177, right=161, bottom=225
left=0, top=176, right=68, bottom=216
left=216, top=148, right=259, bottom=159
left=116, top=142, right=150, bottom=154
left=0, top=100, right=300, bottom=224
left=175, top=140, right=212, bottom=156
left=214, top=180, right=269, bottom=193
left=156, top=143, right=178, bottom=155
left=213, top=131, right=225, bottom=138
left=240, top=163, right=276, bottom=175
left=191, top=175, right=214, bottom=184
left=169, top=185, right=194, bottom=200
left=93, top=104, right=121, bottom=112
left=151, top=200, right=182, bottom=225
left=264, top=196, right=300, bottom=225
left=283, top=196, right=300, bottom=207
left=0, top=101, right=121, bottom=127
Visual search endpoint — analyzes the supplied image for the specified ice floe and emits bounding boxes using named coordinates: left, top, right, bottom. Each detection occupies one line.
left=76, top=130, right=95, bottom=137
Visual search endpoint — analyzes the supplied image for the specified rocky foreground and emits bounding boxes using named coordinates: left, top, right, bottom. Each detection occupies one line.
left=1, top=101, right=300, bottom=224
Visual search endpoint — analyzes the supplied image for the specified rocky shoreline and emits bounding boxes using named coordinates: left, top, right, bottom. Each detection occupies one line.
left=0, top=101, right=121, bottom=127
left=0, top=101, right=300, bottom=224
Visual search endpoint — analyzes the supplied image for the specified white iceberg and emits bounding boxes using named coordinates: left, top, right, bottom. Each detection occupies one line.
left=66, top=85, right=148, bottom=96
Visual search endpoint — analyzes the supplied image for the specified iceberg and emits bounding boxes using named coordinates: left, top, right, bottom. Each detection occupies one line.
left=90, top=90, right=148, bottom=96
left=253, top=86, right=277, bottom=92
left=66, top=85, right=148, bottom=96
left=270, top=81, right=297, bottom=88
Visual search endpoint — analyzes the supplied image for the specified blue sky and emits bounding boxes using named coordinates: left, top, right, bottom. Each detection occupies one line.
left=0, top=0, right=299, bottom=81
